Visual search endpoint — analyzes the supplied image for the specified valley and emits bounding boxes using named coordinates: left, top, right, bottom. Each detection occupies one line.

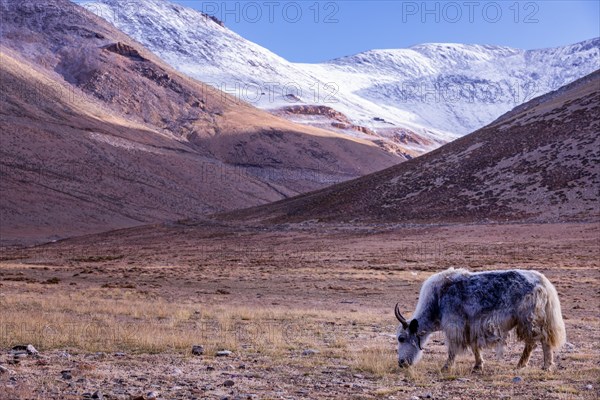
left=1, top=222, right=598, bottom=399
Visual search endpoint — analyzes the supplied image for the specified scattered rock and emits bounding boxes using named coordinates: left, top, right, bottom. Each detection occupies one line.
left=302, top=349, right=319, bottom=356
left=512, top=376, right=523, bottom=384
left=92, top=391, right=103, bottom=399
left=61, top=370, right=73, bottom=380
left=207, top=365, right=215, bottom=371
left=223, top=379, right=235, bottom=387
left=564, top=342, right=577, bottom=352
left=216, top=350, right=232, bottom=357
left=146, top=392, right=159, bottom=399
left=192, top=345, right=204, bottom=356
left=0, top=365, right=9, bottom=374
left=585, top=384, right=593, bottom=390
left=284, top=93, right=301, bottom=102
left=423, top=393, right=433, bottom=399
left=114, top=352, right=126, bottom=357
left=207, top=14, right=225, bottom=27
left=411, top=396, right=420, bottom=400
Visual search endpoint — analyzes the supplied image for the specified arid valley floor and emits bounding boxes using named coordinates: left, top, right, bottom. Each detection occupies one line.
left=0, top=222, right=598, bottom=399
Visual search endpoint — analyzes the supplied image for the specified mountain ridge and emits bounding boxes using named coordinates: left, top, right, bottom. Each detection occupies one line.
left=82, top=0, right=599, bottom=154
left=217, top=69, right=600, bottom=224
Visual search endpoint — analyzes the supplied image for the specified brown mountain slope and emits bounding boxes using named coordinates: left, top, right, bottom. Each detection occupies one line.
left=221, top=70, right=600, bottom=224
left=0, top=50, right=290, bottom=244
left=0, top=0, right=399, bottom=244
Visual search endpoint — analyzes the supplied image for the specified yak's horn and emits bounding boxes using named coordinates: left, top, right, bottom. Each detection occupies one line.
left=395, top=303, right=408, bottom=328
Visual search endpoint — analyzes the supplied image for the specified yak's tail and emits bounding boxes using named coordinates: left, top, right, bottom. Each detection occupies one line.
left=539, top=273, right=566, bottom=349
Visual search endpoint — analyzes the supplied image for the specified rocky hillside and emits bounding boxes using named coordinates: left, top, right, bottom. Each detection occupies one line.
left=221, top=70, right=600, bottom=224
left=0, top=0, right=400, bottom=244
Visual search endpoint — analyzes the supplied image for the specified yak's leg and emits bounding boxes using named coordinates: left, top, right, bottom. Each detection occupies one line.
left=442, top=323, right=464, bottom=372
left=516, top=342, right=536, bottom=369
left=441, top=349, right=456, bottom=372
left=471, top=345, right=484, bottom=372
left=541, top=340, right=554, bottom=370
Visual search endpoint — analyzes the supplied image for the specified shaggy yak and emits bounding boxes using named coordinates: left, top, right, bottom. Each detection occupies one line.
left=395, top=268, right=566, bottom=371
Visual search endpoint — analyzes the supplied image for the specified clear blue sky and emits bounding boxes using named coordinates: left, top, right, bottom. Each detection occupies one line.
left=170, top=0, right=600, bottom=62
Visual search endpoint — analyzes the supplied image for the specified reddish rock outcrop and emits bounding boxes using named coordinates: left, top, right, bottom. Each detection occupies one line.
left=278, top=105, right=351, bottom=124
left=103, top=42, right=147, bottom=61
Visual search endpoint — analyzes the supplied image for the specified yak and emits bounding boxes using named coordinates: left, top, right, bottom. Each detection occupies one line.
left=394, top=268, right=566, bottom=372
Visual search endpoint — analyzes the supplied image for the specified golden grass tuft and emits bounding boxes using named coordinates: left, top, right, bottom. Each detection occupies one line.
left=352, top=345, right=399, bottom=377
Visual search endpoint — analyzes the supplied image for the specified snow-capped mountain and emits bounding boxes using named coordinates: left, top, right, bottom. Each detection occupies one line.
left=310, top=40, right=599, bottom=135
left=81, top=0, right=599, bottom=154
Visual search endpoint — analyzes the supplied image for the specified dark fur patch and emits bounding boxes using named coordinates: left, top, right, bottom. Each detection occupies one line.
left=439, top=271, right=537, bottom=318
left=409, top=319, right=419, bottom=334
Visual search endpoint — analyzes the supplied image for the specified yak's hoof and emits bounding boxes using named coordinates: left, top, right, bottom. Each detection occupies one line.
left=472, top=365, right=484, bottom=373
left=542, top=363, right=555, bottom=371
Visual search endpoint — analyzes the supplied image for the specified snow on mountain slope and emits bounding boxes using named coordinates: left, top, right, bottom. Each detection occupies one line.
left=81, top=0, right=599, bottom=153
left=221, top=70, right=600, bottom=225
left=310, top=39, right=599, bottom=135
left=80, top=0, right=455, bottom=156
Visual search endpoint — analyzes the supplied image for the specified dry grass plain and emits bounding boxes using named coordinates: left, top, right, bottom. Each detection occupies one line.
left=0, top=222, right=598, bottom=399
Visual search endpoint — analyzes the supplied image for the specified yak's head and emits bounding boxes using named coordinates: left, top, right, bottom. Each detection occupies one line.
left=394, top=303, right=428, bottom=368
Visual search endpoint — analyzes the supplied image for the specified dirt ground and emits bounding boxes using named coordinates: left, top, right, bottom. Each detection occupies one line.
left=0, top=222, right=598, bottom=399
